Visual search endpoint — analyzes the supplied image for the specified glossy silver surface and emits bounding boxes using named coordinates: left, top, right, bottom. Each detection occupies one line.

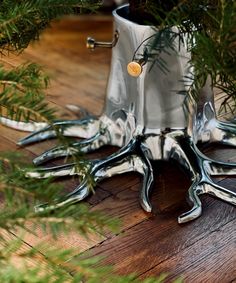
left=33, top=138, right=154, bottom=213
left=1, top=5, right=236, bottom=223
left=0, top=4, right=189, bottom=150
left=189, top=79, right=236, bottom=146
left=106, top=6, right=189, bottom=130
left=159, top=130, right=236, bottom=223
left=29, top=128, right=236, bottom=222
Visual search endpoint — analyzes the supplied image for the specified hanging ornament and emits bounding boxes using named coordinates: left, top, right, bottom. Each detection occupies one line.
left=127, top=59, right=146, bottom=77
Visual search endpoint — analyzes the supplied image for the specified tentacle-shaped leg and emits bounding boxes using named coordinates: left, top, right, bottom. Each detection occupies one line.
left=195, top=88, right=236, bottom=147
left=161, top=132, right=204, bottom=223
left=137, top=146, right=154, bottom=212
left=26, top=162, right=81, bottom=178
left=26, top=138, right=138, bottom=179
left=30, top=137, right=154, bottom=213
left=204, top=181, right=236, bottom=205
left=178, top=179, right=204, bottom=224
left=211, top=119, right=236, bottom=146
left=33, top=130, right=110, bottom=165
left=179, top=178, right=236, bottom=224
left=191, top=141, right=236, bottom=176
left=181, top=139, right=236, bottom=222
left=162, top=130, right=236, bottom=223
left=0, top=117, right=48, bottom=132
left=34, top=155, right=140, bottom=212
left=17, top=117, right=99, bottom=145
left=204, top=160, right=236, bottom=176
left=186, top=78, right=236, bottom=148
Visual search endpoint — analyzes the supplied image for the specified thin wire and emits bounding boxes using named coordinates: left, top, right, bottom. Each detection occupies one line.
left=132, top=33, right=157, bottom=61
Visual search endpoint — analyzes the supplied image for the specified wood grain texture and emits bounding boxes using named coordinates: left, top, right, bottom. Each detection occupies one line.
left=0, top=15, right=235, bottom=282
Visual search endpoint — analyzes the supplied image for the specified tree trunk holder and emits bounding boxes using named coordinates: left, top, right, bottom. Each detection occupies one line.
left=2, top=4, right=236, bottom=223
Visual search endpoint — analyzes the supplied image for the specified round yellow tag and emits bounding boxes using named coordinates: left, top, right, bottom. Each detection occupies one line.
left=127, top=61, right=142, bottom=77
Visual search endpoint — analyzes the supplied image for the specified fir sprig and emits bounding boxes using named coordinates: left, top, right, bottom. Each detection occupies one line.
left=0, top=156, right=180, bottom=282
left=0, top=63, right=55, bottom=122
left=0, top=0, right=101, bottom=52
left=0, top=153, right=117, bottom=237
left=0, top=238, right=182, bottom=283
left=137, top=0, right=236, bottom=113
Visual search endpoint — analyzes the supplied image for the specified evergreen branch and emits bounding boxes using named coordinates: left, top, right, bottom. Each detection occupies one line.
left=135, top=0, right=236, bottom=113
left=0, top=153, right=117, bottom=238
left=0, top=0, right=101, bottom=52
left=0, top=237, right=182, bottom=283
left=0, top=62, right=56, bottom=122
left=0, top=154, right=181, bottom=282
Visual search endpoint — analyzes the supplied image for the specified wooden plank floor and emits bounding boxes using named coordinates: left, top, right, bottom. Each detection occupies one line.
left=0, top=16, right=236, bottom=282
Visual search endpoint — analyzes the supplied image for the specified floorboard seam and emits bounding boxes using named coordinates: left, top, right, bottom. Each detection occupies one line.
left=8, top=230, right=74, bottom=278
left=81, top=217, right=151, bottom=254
left=136, top=215, right=236, bottom=279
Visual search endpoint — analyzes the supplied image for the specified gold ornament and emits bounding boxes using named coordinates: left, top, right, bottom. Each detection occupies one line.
left=127, top=61, right=143, bottom=77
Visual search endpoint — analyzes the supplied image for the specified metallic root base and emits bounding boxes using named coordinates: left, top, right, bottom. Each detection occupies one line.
left=194, top=101, right=236, bottom=147
left=26, top=129, right=236, bottom=223
left=0, top=112, right=128, bottom=164
left=32, top=137, right=153, bottom=213
left=0, top=114, right=99, bottom=145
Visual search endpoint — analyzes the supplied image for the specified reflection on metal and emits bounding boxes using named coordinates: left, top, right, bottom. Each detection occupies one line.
left=1, top=4, right=236, bottom=223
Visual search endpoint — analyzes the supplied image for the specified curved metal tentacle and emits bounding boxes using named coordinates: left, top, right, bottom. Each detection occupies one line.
left=179, top=178, right=236, bottom=224
left=33, top=130, right=110, bottom=165
left=26, top=137, right=137, bottom=180
left=32, top=137, right=143, bottom=211
left=162, top=132, right=204, bottom=223
left=162, top=130, right=236, bottom=223
left=135, top=144, right=154, bottom=212
left=0, top=117, right=48, bottom=132
left=191, top=141, right=236, bottom=176
left=34, top=178, right=90, bottom=212
left=204, top=160, right=236, bottom=176
left=211, top=120, right=236, bottom=146
left=203, top=181, right=236, bottom=205
left=178, top=179, right=204, bottom=224
left=179, top=137, right=236, bottom=223
left=0, top=102, right=94, bottom=134
left=17, top=117, right=99, bottom=146
left=26, top=162, right=81, bottom=179
left=32, top=136, right=154, bottom=213
left=195, top=99, right=236, bottom=147
left=34, top=156, right=137, bottom=212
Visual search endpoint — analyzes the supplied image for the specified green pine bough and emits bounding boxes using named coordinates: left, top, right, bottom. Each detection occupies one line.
left=129, top=0, right=236, bottom=112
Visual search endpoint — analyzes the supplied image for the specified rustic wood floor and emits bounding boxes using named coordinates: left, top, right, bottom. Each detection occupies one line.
left=1, top=16, right=236, bottom=282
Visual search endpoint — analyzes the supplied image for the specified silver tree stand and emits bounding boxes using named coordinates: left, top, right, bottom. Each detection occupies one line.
left=2, top=4, right=236, bottom=223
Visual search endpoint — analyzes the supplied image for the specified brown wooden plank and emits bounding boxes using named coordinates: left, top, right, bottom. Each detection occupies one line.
left=139, top=219, right=236, bottom=283
left=98, top=172, right=141, bottom=195
left=91, top=184, right=150, bottom=237
left=0, top=135, right=107, bottom=254
left=90, top=162, right=191, bottom=238
left=78, top=195, right=236, bottom=277
left=1, top=230, right=73, bottom=279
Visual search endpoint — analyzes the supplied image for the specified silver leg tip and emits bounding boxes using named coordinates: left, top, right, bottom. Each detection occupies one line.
left=178, top=206, right=202, bottom=224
